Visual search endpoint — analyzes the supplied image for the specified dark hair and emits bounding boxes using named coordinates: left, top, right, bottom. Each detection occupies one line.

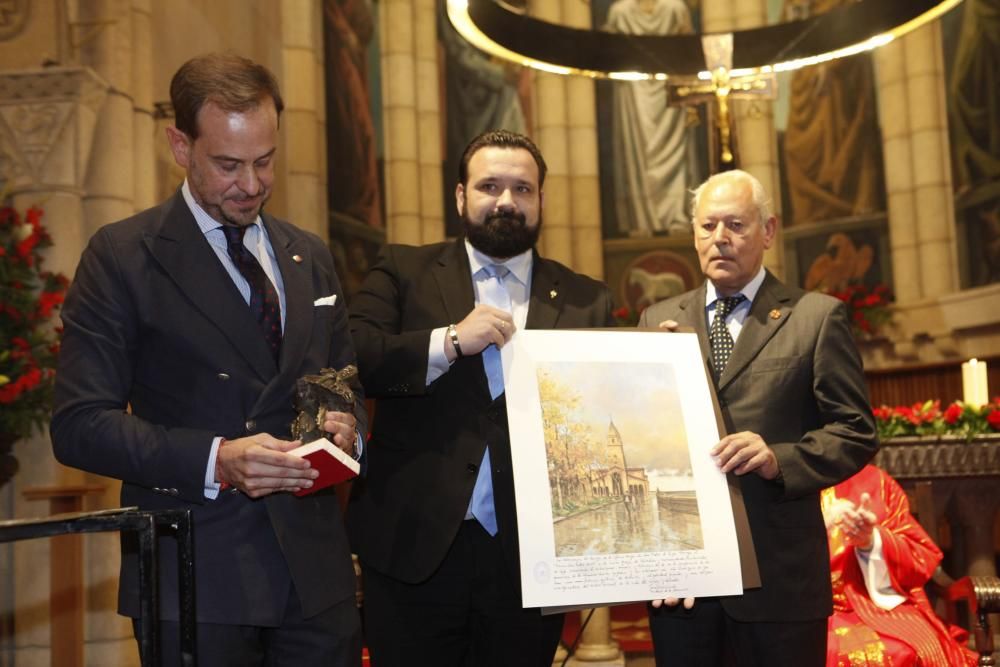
left=458, top=130, right=548, bottom=188
left=170, top=53, right=284, bottom=139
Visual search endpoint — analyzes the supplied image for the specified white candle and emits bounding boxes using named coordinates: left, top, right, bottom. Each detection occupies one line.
left=961, top=358, right=989, bottom=407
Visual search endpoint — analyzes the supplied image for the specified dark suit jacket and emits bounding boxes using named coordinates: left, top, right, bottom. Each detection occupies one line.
left=51, top=191, right=366, bottom=625
left=347, top=239, right=614, bottom=587
left=639, top=271, right=877, bottom=622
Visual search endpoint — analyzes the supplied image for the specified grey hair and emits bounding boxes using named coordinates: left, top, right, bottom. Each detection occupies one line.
left=690, top=170, right=772, bottom=222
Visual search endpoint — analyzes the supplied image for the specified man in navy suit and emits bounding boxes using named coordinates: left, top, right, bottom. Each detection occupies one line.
left=52, top=53, right=365, bottom=666
left=348, top=130, right=615, bottom=666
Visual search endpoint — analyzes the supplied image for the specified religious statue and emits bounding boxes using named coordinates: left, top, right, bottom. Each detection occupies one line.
left=605, top=0, right=699, bottom=237
left=781, top=0, right=885, bottom=225
left=324, top=0, right=382, bottom=229
left=949, top=0, right=1000, bottom=285
left=291, top=365, right=359, bottom=443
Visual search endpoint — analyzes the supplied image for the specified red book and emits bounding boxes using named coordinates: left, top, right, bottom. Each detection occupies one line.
left=291, top=437, right=360, bottom=496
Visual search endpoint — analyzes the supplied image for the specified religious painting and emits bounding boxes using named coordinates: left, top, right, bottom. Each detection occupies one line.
left=782, top=217, right=891, bottom=295
left=323, top=0, right=386, bottom=302
left=769, top=0, right=887, bottom=229
left=438, top=0, right=532, bottom=238
left=603, top=240, right=701, bottom=321
left=942, top=0, right=1000, bottom=287
left=592, top=0, right=710, bottom=239
left=502, top=330, right=751, bottom=608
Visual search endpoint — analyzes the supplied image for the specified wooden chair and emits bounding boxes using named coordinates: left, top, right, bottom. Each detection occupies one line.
left=909, top=480, right=1000, bottom=666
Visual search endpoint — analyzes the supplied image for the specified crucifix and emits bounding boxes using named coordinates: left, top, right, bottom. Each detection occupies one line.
left=667, top=34, right=776, bottom=165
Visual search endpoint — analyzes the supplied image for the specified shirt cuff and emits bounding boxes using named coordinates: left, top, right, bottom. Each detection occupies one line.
left=426, top=326, right=451, bottom=385
left=855, top=528, right=906, bottom=610
left=354, top=430, right=364, bottom=460
left=205, top=436, right=224, bottom=499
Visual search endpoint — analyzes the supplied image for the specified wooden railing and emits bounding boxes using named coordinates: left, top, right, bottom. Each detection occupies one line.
left=864, top=356, right=1000, bottom=408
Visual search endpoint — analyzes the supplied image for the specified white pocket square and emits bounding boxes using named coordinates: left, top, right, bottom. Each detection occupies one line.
left=313, top=294, right=338, bottom=307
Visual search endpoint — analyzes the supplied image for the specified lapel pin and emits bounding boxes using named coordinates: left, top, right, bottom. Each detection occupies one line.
left=550, top=289, right=558, bottom=299
left=769, top=309, right=781, bottom=320
left=292, top=254, right=303, bottom=263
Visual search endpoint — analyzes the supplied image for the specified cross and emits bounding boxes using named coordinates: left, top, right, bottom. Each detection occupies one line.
left=666, top=33, right=776, bottom=165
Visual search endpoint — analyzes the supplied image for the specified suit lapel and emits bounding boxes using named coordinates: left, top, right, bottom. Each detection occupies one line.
left=432, top=240, right=490, bottom=397
left=143, top=192, right=275, bottom=382
left=718, top=271, right=794, bottom=390
left=674, top=283, right=712, bottom=368
left=525, top=254, right=561, bottom=330
left=266, top=217, right=311, bottom=374
left=431, top=239, right=476, bottom=324
left=253, top=216, right=313, bottom=413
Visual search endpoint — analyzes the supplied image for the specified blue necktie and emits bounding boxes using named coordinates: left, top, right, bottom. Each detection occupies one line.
left=469, top=264, right=510, bottom=536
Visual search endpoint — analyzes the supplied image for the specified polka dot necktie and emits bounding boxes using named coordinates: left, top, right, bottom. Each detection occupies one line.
left=709, top=295, right=746, bottom=378
left=222, top=225, right=282, bottom=363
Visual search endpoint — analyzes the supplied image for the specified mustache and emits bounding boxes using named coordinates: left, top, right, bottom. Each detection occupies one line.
left=484, top=210, right=526, bottom=226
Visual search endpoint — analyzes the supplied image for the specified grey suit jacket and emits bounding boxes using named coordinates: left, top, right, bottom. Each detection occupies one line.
left=52, top=191, right=366, bottom=624
left=639, top=271, right=877, bottom=622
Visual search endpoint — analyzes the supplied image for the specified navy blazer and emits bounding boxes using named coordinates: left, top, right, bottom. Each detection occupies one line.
left=346, top=238, right=614, bottom=588
left=52, top=191, right=367, bottom=624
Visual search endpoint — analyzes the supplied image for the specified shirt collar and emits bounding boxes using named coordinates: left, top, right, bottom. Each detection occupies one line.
left=181, top=179, right=264, bottom=237
left=464, top=239, right=533, bottom=287
left=705, top=265, right=767, bottom=308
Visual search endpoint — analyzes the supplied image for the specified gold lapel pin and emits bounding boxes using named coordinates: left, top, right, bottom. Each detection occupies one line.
left=292, top=254, right=303, bottom=263
left=769, top=309, right=781, bottom=320
left=550, top=289, right=558, bottom=299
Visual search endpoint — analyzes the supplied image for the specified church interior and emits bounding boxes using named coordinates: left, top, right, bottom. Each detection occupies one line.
left=1, top=0, right=999, bottom=664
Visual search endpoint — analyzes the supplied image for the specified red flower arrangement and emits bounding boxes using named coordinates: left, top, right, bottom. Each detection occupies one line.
left=829, top=282, right=892, bottom=337
left=612, top=306, right=643, bottom=327
left=0, top=204, right=68, bottom=440
left=873, top=398, right=1000, bottom=442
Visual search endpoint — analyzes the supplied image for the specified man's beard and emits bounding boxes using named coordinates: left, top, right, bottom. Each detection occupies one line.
left=463, top=209, right=541, bottom=260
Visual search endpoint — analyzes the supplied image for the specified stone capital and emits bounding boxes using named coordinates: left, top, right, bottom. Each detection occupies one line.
left=0, top=66, right=108, bottom=193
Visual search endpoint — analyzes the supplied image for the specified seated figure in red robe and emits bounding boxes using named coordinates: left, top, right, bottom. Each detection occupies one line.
left=822, top=465, right=978, bottom=666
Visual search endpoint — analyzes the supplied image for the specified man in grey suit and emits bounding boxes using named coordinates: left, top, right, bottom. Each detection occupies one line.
left=640, top=170, right=877, bottom=666
left=51, top=53, right=365, bottom=666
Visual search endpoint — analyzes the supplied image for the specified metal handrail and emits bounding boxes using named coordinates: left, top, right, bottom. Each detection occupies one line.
left=0, top=507, right=196, bottom=667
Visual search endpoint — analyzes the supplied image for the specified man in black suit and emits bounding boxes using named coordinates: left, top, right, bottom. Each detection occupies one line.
left=348, top=130, right=614, bottom=666
left=640, top=170, right=877, bottom=666
left=51, top=53, right=365, bottom=666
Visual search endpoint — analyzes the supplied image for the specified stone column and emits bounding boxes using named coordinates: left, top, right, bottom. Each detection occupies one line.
left=567, top=607, right=623, bottom=665
left=73, top=8, right=148, bottom=663
left=875, top=40, right=922, bottom=305
left=876, top=22, right=958, bottom=303
left=529, top=1, right=571, bottom=267
left=702, top=0, right=785, bottom=279
left=562, top=0, right=605, bottom=281
left=415, top=0, right=445, bottom=244
left=131, top=0, right=156, bottom=212
left=78, top=0, right=136, bottom=239
left=279, top=0, right=328, bottom=240
left=380, top=0, right=422, bottom=245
